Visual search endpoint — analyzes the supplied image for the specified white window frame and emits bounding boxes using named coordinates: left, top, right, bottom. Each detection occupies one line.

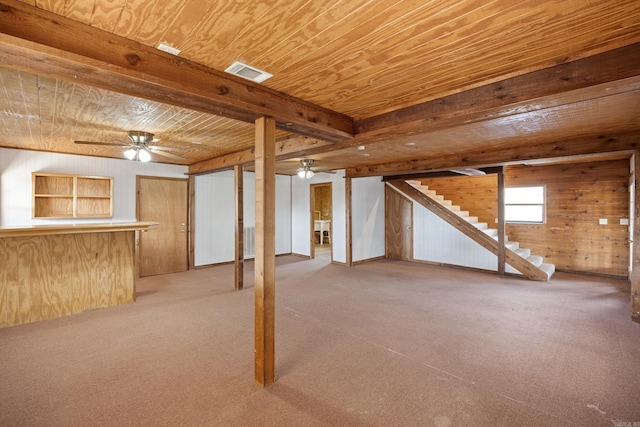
left=505, top=185, right=546, bottom=224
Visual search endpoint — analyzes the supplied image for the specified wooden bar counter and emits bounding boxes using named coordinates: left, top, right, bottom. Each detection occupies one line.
left=0, top=222, right=158, bottom=328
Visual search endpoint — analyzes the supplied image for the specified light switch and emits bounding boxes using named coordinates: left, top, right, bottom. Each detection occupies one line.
left=599, top=218, right=608, bottom=225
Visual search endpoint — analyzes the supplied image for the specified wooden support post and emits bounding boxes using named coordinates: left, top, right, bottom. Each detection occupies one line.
left=254, top=117, right=276, bottom=385
left=188, top=175, right=195, bottom=270
left=234, top=165, right=244, bottom=291
left=497, top=167, right=506, bottom=275
left=346, top=177, right=353, bottom=266
left=631, top=153, right=640, bottom=322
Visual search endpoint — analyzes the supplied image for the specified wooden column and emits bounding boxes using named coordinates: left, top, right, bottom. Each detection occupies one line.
left=254, top=117, right=276, bottom=385
left=234, top=165, right=244, bottom=291
left=345, top=177, right=353, bottom=266
left=188, top=175, right=195, bottom=270
left=632, top=153, right=640, bottom=322
left=497, top=167, right=506, bottom=275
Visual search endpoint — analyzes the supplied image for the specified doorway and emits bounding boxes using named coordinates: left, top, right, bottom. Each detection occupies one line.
left=137, top=176, right=189, bottom=276
left=310, top=183, right=332, bottom=260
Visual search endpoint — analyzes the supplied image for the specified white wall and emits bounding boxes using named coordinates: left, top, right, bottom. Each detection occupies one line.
left=0, top=147, right=187, bottom=227
left=291, top=170, right=346, bottom=263
left=413, top=198, right=498, bottom=272
left=352, top=177, right=386, bottom=262
left=194, top=170, right=235, bottom=266
left=194, top=170, right=292, bottom=266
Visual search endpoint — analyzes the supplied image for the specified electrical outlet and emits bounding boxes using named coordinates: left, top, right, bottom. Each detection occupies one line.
left=599, top=218, right=608, bottom=225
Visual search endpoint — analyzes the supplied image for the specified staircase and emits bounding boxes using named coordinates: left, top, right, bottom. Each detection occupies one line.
left=392, top=180, right=555, bottom=281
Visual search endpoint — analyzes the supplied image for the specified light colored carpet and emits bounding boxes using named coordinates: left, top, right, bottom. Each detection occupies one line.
left=1, top=256, right=639, bottom=426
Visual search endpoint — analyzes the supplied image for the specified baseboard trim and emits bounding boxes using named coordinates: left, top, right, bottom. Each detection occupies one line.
left=352, top=255, right=385, bottom=266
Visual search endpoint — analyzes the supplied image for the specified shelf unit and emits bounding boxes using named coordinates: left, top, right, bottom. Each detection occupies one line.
left=32, top=173, right=113, bottom=219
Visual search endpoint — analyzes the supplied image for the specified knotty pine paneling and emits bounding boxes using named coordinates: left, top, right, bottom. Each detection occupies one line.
left=507, top=160, right=630, bottom=277
left=0, top=231, right=135, bottom=328
left=421, top=175, right=498, bottom=227
left=315, top=185, right=332, bottom=220
left=421, top=159, right=631, bottom=277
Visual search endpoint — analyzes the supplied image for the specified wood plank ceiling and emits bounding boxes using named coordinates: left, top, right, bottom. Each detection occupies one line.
left=0, top=0, right=639, bottom=175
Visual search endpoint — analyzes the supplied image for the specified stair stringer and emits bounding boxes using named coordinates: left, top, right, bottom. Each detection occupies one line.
left=387, top=180, right=549, bottom=281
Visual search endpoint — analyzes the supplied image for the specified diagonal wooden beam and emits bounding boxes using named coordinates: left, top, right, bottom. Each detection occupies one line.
left=346, top=132, right=640, bottom=178
left=0, top=1, right=353, bottom=142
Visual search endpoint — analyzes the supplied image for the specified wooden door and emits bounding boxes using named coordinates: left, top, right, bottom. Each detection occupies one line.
left=137, top=176, right=188, bottom=276
left=385, top=185, right=413, bottom=261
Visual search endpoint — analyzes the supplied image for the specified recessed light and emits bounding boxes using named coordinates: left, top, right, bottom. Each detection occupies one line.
left=225, top=61, right=273, bottom=83
left=192, top=141, right=202, bottom=145
left=157, top=43, right=181, bottom=56
left=406, top=142, right=416, bottom=146
left=357, top=145, right=366, bottom=150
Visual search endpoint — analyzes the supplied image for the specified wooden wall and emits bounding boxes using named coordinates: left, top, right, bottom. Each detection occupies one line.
left=421, top=159, right=630, bottom=277
left=0, top=231, right=135, bottom=328
left=315, top=185, right=332, bottom=220
left=420, top=175, right=498, bottom=227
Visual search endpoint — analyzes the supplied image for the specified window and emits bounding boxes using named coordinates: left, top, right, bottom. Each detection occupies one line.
left=505, top=186, right=545, bottom=223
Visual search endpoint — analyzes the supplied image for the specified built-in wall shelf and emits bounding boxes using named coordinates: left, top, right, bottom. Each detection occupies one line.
left=32, top=172, right=113, bottom=219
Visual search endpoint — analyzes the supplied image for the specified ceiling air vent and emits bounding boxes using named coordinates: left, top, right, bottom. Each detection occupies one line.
left=225, top=61, right=272, bottom=83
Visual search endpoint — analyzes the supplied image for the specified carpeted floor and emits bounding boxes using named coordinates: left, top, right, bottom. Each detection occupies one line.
left=1, top=256, right=639, bottom=426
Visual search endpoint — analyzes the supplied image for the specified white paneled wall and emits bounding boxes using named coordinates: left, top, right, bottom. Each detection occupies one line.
left=0, top=147, right=187, bottom=227
left=194, top=170, right=291, bottom=266
left=291, top=170, right=346, bottom=263
left=413, top=203, right=498, bottom=271
left=194, top=170, right=235, bottom=266
left=352, top=177, right=386, bottom=262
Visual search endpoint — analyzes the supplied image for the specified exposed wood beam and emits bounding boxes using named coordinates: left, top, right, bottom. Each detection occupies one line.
left=346, top=132, right=640, bottom=178
left=189, top=136, right=335, bottom=175
left=0, top=1, right=353, bottom=143
left=355, top=43, right=640, bottom=141
left=189, top=44, right=640, bottom=175
left=234, top=165, right=244, bottom=291
left=497, top=168, right=506, bottom=276
left=345, top=177, right=353, bottom=267
left=188, top=175, right=195, bottom=270
left=254, top=117, right=276, bottom=386
left=632, top=153, right=640, bottom=323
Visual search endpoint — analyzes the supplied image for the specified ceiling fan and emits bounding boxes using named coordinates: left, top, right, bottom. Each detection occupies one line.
left=74, top=130, right=186, bottom=162
left=296, top=159, right=335, bottom=179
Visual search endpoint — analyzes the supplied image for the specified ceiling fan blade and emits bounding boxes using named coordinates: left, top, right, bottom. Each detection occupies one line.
left=148, top=145, right=187, bottom=152
left=148, top=149, right=186, bottom=161
left=74, top=140, right=129, bottom=147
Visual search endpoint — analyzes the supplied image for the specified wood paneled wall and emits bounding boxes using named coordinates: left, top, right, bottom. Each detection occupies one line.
left=420, top=175, right=498, bottom=227
left=315, top=185, right=332, bottom=220
left=421, top=159, right=630, bottom=277
left=0, top=231, right=135, bottom=328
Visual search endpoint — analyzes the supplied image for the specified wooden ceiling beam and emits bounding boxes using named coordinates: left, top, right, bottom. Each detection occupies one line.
left=346, top=132, right=640, bottom=178
left=0, top=1, right=353, bottom=143
left=354, top=42, right=640, bottom=143
left=189, top=136, right=335, bottom=175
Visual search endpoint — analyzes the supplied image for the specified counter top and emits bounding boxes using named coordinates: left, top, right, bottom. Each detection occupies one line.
left=0, top=221, right=159, bottom=238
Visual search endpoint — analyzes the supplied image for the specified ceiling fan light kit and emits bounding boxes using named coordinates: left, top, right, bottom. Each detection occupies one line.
left=298, top=169, right=315, bottom=179
left=298, top=159, right=315, bottom=179
left=74, top=130, right=185, bottom=163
